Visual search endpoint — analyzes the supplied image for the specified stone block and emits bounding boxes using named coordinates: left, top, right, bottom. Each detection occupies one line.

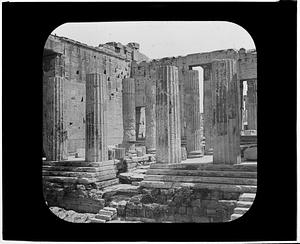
left=90, top=218, right=106, bottom=223
left=244, top=147, right=257, bottom=161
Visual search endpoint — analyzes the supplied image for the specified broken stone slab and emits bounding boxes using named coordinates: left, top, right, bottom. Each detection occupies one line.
left=118, top=172, right=145, bottom=183
left=102, top=184, right=140, bottom=198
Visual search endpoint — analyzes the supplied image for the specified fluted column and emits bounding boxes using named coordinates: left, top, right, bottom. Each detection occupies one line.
left=85, top=73, right=108, bottom=162
left=185, top=70, right=203, bottom=158
left=246, top=79, right=257, bottom=130
left=122, top=78, right=136, bottom=152
left=212, top=59, right=241, bottom=164
left=145, top=78, right=156, bottom=153
left=44, top=76, right=68, bottom=161
left=203, top=64, right=214, bottom=154
left=156, top=66, right=181, bottom=164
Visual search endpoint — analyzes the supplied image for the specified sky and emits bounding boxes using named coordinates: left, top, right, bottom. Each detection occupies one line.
left=51, top=21, right=256, bottom=113
left=51, top=21, right=256, bottom=60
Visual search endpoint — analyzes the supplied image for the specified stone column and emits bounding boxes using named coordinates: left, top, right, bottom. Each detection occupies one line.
left=246, top=79, right=257, bottom=130
left=135, top=106, right=141, bottom=139
left=156, top=66, right=181, bottom=164
left=212, top=59, right=241, bottom=164
left=145, top=78, right=156, bottom=153
left=185, top=70, right=203, bottom=158
left=43, top=76, right=68, bottom=161
left=203, top=64, right=214, bottom=154
left=85, top=73, right=108, bottom=162
left=122, top=78, right=136, bottom=152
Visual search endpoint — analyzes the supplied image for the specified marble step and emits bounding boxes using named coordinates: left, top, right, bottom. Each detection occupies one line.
left=239, top=193, right=256, bottom=202
left=43, top=176, right=119, bottom=188
left=230, top=213, right=243, bottom=221
left=42, top=164, right=117, bottom=172
left=150, top=162, right=257, bottom=172
left=237, top=201, right=253, bottom=208
left=103, top=207, right=117, bottom=215
left=98, top=209, right=115, bottom=217
left=90, top=218, right=106, bottom=223
left=43, top=170, right=117, bottom=178
left=43, top=169, right=117, bottom=179
left=95, top=213, right=116, bottom=221
left=143, top=175, right=257, bottom=186
left=43, top=160, right=118, bottom=168
left=146, top=169, right=257, bottom=178
left=43, top=173, right=116, bottom=184
left=233, top=207, right=249, bottom=215
left=140, top=181, right=257, bottom=193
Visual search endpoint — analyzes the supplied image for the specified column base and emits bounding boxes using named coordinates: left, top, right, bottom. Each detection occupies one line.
left=187, top=150, right=203, bottom=159
left=204, top=148, right=214, bottom=155
left=43, top=159, right=119, bottom=214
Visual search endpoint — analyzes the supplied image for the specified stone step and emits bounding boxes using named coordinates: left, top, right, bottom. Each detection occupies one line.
left=42, top=170, right=117, bottom=178
left=146, top=169, right=257, bottom=178
left=237, top=201, right=253, bottom=208
left=95, top=178, right=119, bottom=189
left=42, top=164, right=117, bottom=172
left=95, top=213, right=116, bottom=221
left=230, top=213, right=243, bottom=221
left=150, top=162, right=257, bottom=172
left=43, top=174, right=116, bottom=184
left=239, top=193, right=256, bottom=202
left=233, top=207, right=249, bottom=215
left=43, top=160, right=118, bottom=168
left=103, top=207, right=117, bottom=215
left=90, top=218, right=106, bottom=223
left=143, top=175, right=257, bottom=186
left=98, top=209, right=114, bottom=216
left=140, top=181, right=257, bottom=193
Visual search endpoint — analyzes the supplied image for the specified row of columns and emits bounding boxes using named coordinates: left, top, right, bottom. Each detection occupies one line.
left=44, top=59, right=245, bottom=165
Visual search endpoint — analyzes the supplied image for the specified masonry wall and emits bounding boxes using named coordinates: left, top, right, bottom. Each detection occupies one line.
left=43, top=35, right=149, bottom=153
left=120, top=187, right=239, bottom=223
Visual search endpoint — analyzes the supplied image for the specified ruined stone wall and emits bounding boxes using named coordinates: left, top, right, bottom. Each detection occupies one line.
left=122, top=187, right=239, bottom=223
left=43, top=35, right=149, bottom=153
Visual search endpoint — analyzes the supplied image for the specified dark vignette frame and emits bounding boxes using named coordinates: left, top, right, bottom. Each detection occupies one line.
left=2, top=1, right=297, bottom=242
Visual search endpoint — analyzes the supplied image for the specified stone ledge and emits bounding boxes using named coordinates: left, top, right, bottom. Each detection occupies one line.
left=42, top=169, right=117, bottom=178
left=150, top=162, right=257, bottom=172
left=43, top=164, right=117, bottom=172
left=146, top=169, right=257, bottom=178
left=43, top=160, right=118, bottom=167
left=140, top=181, right=257, bottom=193
left=144, top=175, right=257, bottom=186
left=43, top=174, right=116, bottom=184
